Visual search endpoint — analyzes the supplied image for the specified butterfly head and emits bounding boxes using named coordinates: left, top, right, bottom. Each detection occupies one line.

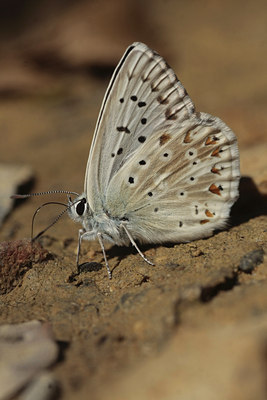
left=68, top=194, right=91, bottom=224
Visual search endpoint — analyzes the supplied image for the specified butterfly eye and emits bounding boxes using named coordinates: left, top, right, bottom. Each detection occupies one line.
left=76, top=198, right=86, bottom=216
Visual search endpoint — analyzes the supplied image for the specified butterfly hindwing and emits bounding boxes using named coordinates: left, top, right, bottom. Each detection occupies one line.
left=104, top=111, right=239, bottom=243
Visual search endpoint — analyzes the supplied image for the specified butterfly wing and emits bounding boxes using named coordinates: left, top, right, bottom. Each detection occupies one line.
left=85, top=42, right=195, bottom=212
left=105, top=113, right=240, bottom=243
left=85, top=42, right=240, bottom=243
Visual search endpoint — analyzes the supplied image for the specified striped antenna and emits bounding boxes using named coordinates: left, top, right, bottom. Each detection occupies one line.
left=11, top=190, right=79, bottom=199
left=31, top=201, right=68, bottom=240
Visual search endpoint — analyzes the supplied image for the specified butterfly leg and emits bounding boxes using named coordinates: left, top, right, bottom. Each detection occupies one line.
left=121, top=224, right=154, bottom=266
left=76, top=228, right=85, bottom=271
left=97, top=232, right=112, bottom=280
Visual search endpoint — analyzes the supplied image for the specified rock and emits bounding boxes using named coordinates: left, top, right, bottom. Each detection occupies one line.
left=239, top=249, right=264, bottom=273
left=0, top=320, right=58, bottom=400
left=0, top=239, right=50, bottom=294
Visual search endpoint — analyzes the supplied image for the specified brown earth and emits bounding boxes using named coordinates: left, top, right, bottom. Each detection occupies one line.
left=0, top=0, right=267, bottom=399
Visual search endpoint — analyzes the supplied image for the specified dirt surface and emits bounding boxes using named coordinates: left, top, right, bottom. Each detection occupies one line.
left=0, top=1, right=267, bottom=399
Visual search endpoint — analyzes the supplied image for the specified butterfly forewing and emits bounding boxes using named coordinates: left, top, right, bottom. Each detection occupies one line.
left=85, top=42, right=195, bottom=212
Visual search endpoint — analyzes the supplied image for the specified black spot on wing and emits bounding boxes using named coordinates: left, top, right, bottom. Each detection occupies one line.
left=138, top=101, right=146, bottom=107
left=138, top=136, right=146, bottom=143
left=117, top=126, right=130, bottom=134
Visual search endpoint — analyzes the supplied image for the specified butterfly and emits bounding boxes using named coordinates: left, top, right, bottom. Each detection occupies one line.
left=14, top=42, right=240, bottom=279
left=64, top=42, right=240, bottom=278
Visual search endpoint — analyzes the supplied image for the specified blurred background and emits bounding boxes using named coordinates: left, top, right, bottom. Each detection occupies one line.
left=0, top=0, right=266, bottom=238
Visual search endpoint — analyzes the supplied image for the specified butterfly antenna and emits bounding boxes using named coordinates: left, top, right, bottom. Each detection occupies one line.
left=11, top=190, right=79, bottom=199
left=31, top=201, right=69, bottom=241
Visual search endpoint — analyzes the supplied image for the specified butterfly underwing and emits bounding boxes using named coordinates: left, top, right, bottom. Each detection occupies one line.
left=67, top=42, right=240, bottom=277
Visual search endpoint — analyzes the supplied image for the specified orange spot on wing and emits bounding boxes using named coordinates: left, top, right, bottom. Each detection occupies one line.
left=211, top=147, right=221, bottom=157
left=211, top=166, right=220, bottom=175
left=205, top=136, right=219, bottom=145
left=200, top=219, right=210, bottom=224
left=205, top=209, right=214, bottom=217
left=209, top=184, right=221, bottom=196
left=159, top=133, right=171, bottom=146
left=184, top=131, right=192, bottom=143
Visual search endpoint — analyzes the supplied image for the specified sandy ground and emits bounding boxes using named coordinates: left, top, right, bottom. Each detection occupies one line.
left=0, top=0, right=266, bottom=399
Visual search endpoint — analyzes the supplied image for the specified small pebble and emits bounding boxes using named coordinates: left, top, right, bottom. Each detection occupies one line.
left=239, top=249, right=264, bottom=273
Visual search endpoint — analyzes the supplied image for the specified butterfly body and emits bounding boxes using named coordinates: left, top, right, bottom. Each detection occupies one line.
left=68, top=194, right=128, bottom=245
left=67, top=42, right=240, bottom=274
